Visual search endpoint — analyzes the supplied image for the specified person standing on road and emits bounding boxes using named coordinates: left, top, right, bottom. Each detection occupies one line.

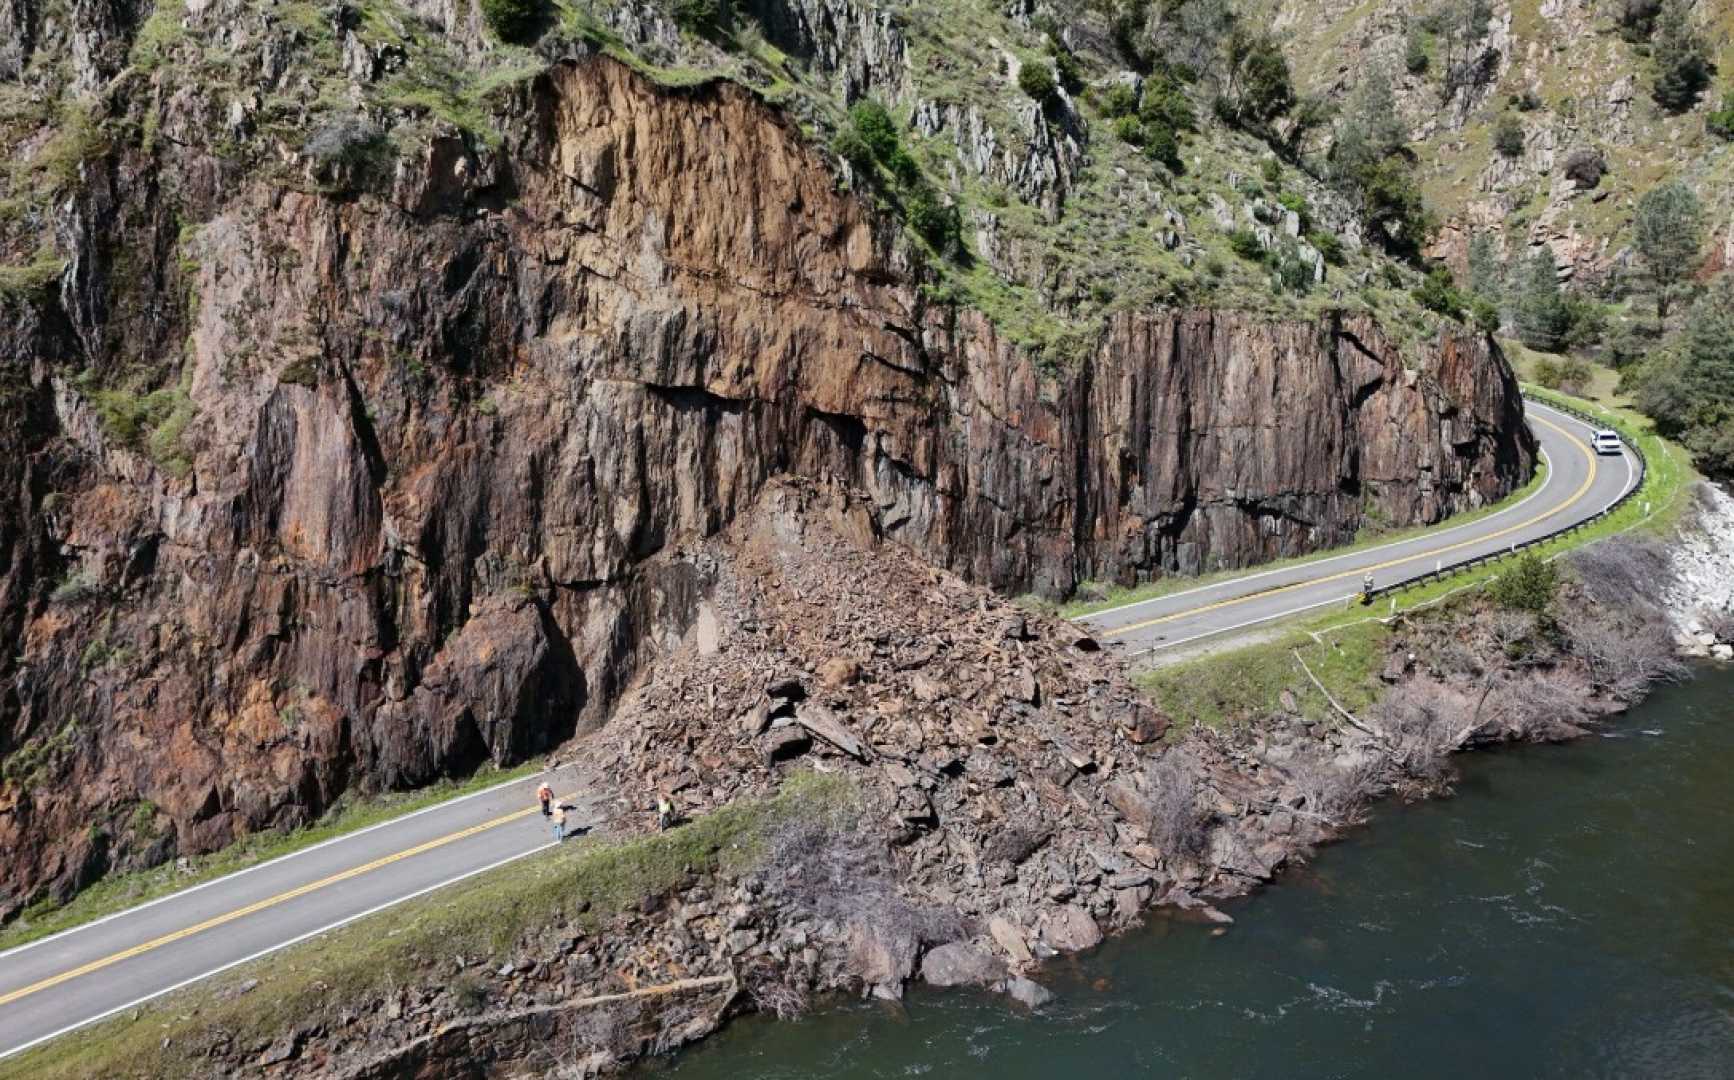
left=551, top=803, right=568, bottom=842
left=537, top=781, right=554, bottom=818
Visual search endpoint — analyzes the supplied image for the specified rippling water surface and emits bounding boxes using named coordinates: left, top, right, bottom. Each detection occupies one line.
left=650, top=668, right=1734, bottom=1079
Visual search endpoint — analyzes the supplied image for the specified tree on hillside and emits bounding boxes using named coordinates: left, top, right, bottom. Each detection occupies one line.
left=1513, top=248, right=1570, bottom=352
left=1616, top=0, right=1664, bottom=42
left=1430, top=0, right=1495, bottom=106
left=1633, top=179, right=1703, bottom=320
left=1466, top=231, right=1504, bottom=300
left=1138, top=0, right=1237, bottom=80
left=1632, top=275, right=1734, bottom=476
left=1221, top=27, right=1294, bottom=125
left=1329, top=68, right=1434, bottom=256
left=479, top=0, right=544, bottom=43
left=1650, top=0, right=1713, bottom=112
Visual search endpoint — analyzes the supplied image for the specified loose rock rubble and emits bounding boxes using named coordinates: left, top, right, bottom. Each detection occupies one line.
left=1666, top=484, right=1734, bottom=661
left=575, top=480, right=1341, bottom=1000
left=185, top=481, right=1711, bottom=1079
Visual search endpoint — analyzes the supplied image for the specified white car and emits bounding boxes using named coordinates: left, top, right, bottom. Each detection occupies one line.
left=1591, top=430, right=1623, bottom=456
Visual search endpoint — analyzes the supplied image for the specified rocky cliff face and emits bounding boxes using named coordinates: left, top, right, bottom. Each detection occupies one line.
left=0, top=54, right=1532, bottom=919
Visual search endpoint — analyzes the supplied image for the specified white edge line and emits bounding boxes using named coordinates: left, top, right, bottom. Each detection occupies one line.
left=1084, top=401, right=1586, bottom=623
left=1127, top=591, right=1356, bottom=658
left=1128, top=409, right=1637, bottom=659
left=0, top=842, right=560, bottom=1063
left=0, top=766, right=566, bottom=964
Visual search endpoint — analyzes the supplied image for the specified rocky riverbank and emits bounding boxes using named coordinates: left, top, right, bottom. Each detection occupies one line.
left=1667, top=485, right=1734, bottom=661
left=104, top=478, right=1718, bottom=1080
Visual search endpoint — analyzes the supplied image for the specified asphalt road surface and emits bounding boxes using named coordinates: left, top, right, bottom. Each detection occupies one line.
left=0, top=763, right=600, bottom=1061
left=1080, top=400, right=1639, bottom=657
left=0, top=399, right=1638, bottom=1062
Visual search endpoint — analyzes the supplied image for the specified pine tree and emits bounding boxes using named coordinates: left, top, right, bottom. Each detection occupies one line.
left=1466, top=231, right=1504, bottom=300
left=1633, top=179, right=1703, bottom=320
left=1651, top=0, right=1712, bottom=112
left=1514, top=248, right=1568, bottom=353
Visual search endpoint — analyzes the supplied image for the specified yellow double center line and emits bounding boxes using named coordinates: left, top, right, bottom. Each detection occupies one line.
left=1101, top=414, right=1600, bottom=639
left=0, top=794, right=567, bottom=1009
left=0, top=421, right=1608, bottom=1015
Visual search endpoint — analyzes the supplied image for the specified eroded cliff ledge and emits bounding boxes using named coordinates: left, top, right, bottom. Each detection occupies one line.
left=0, top=56, right=1533, bottom=917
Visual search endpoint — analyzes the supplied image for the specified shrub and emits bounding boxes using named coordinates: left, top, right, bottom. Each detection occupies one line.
left=1413, top=266, right=1465, bottom=319
left=1562, top=148, right=1606, bottom=190
left=1272, top=247, right=1314, bottom=294
left=1100, top=82, right=1140, bottom=119
left=1142, top=753, right=1209, bottom=862
left=830, top=126, right=873, bottom=170
left=303, top=116, right=392, bottom=188
left=846, top=100, right=900, bottom=163
left=1471, top=296, right=1501, bottom=334
left=52, top=572, right=103, bottom=605
left=1275, top=191, right=1310, bottom=231
left=1018, top=61, right=1057, bottom=104
left=1306, top=230, right=1345, bottom=265
left=1144, top=125, right=1182, bottom=171
left=1556, top=355, right=1595, bottom=395
left=1493, top=115, right=1525, bottom=158
left=883, top=146, right=921, bottom=188
left=479, top=0, right=541, bottom=44
left=1228, top=229, right=1265, bottom=262
left=1140, top=74, right=1195, bottom=133
left=1049, top=41, right=1084, bottom=93
left=1113, top=115, right=1146, bottom=146
left=1616, top=0, right=1664, bottom=42
left=1709, top=89, right=1734, bottom=140
left=1405, top=23, right=1430, bottom=74
left=671, top=0, right=722, bottom=33
left=906, top=186, right=962, bottom=255
left=1490, top=554, right=1559, bottom=613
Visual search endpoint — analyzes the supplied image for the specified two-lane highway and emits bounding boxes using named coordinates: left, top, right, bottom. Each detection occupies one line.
left=1081, top=400, right=1638, bottom=656
left=0, top=764, right=598, bottom=1062
left=0, top=399, right=1640, bottom=1063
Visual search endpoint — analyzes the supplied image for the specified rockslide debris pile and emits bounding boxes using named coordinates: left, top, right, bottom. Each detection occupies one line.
left=578, top=479, right=1343, bottom=998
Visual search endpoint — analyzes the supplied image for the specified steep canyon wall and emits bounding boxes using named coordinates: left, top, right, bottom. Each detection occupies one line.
left=0, top=57, right=1532, bottom=916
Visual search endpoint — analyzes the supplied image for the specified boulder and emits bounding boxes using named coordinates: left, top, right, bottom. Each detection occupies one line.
left=1001, top=976, right=1054, bottom=1009
left=847, top=921, right=918, bottom=999
left=796, top=704, right=867, bottom=760
left=989, top=915, right=1034, bottom=967
left=760, top=726, right=811, bottom=764
left=818, top=656, right=863, bottom=688
left=1042, top=905, right=1102, bottom=952
left=920, top=942, right=1006, bottom=988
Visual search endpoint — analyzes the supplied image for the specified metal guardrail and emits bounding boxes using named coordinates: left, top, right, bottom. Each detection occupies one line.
left=1360, top=394, right=1649, bottom=604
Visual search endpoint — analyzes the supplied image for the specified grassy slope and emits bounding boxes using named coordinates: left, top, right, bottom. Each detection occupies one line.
left=1285, top=0, right=1734, bottom=263
left=0, top=760, right=546, bottom=953
left=1, top=772, right=854, bottom=1080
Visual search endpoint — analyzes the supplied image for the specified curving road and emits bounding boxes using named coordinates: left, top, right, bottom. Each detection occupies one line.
left=0, top=399, right=1639, bottom=1064
left=1081, top=400, right=1639, bottom=658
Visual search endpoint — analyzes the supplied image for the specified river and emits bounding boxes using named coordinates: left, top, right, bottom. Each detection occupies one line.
left=650, top=667, right=1734, bottom=1079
